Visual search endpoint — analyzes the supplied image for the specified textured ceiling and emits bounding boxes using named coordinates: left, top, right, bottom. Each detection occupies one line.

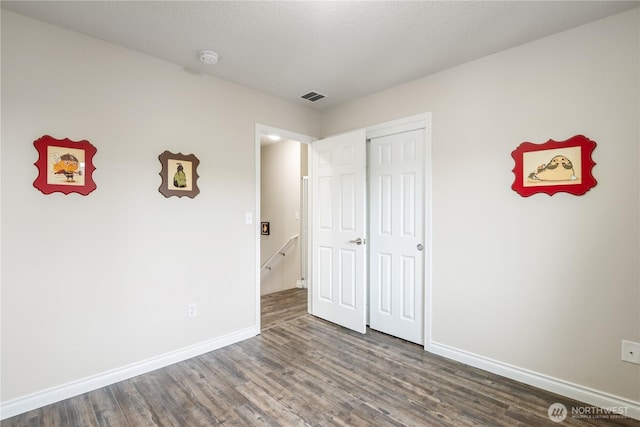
left=2, top=1, right=638, bottom=110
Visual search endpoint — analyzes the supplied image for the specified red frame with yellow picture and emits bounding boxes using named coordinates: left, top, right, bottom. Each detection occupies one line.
left=511, top=135, right=597, bottom=197
left=33, top=135, right=97, bottom=196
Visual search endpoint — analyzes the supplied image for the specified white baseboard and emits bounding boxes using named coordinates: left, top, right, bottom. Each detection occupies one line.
left=0, top=326, right=258, bottom=420
left=428, top=341, right=640, bottom=421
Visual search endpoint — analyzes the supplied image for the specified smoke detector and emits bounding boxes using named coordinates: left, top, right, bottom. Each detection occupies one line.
left=199, top=50, right=219, bottom=65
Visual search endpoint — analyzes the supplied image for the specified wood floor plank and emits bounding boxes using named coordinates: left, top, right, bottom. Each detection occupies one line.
left=88, top=386, right=129, bottom=427
left=3, top=288, right=638, bottom=427
left=234, top=378, right=308, bottom=426
left=261, top=288, right=308, bottom=332
left=111, top=377, right=163, bottom=426
left=63, top=393, right=99, bottom=427
left=39, top=401, right=68, bottom=427
left=163, top=359, right=235, bottom=425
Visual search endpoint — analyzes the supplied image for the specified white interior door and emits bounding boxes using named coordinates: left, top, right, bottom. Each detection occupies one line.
left=369, top=128, right=425, bottom=344
left=311, top=129, right=367, bottom=333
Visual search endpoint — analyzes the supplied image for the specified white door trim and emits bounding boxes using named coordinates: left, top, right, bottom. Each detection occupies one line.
left=365, top=113, right=433, bottom=351
left=366, top=113, right=430, bottom=139
left=255, top=124, right=316, bottom=332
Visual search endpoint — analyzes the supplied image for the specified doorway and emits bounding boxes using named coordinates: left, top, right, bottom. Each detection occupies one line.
left=255, top=124, right=316, bottom=332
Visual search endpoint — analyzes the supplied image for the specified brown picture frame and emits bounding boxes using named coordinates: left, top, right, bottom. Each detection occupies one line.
left=158, top=151, right=200, bottom=198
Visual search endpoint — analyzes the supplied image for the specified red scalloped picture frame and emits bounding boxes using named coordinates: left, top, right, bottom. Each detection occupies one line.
left=511, top=135, right=597, bottom=197
left=33, top=135, right=97, bottom=196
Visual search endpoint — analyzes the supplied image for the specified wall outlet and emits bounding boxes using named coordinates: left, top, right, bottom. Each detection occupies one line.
left=621, top=340, right=640, bottom=364
left=187, top=303, right=198, bottom=318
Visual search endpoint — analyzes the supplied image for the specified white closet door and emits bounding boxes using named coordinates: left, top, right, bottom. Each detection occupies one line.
left=369, top=128, right=425, bottom=344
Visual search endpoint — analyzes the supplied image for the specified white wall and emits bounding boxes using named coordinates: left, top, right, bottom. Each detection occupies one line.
left=260, top=140, right=302, bottom=295
left=322, top=9, right=640, bottom=403
left=1, top=10, right=319, bottom=407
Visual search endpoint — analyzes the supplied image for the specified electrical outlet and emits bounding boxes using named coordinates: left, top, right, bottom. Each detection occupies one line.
left=621, top=340, right=640, bottom=364
left=188, top=303, right=198, bottom=318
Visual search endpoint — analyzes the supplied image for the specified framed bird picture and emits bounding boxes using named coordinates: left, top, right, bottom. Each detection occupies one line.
left=158, top=151, right=200, bottom=198
left=33, top=135, right=97, bottom=196
left=511, top=135, right=597, bottom=197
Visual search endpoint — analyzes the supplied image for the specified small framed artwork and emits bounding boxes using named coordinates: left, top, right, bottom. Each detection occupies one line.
left=261, top=222, right=270, bottom=235
left=33, top=135, right=97, bottom=196
left=158, top=151, right=200, bottom=198
left=511, top=135, right=597, bottom=197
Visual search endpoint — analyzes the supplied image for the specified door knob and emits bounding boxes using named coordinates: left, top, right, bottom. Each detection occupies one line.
left=417, top=243, right=424, bottom=251
left=349, top=237, right=364, bottom=245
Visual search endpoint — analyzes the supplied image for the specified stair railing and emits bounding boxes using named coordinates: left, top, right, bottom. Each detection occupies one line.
left=261, top=234, right=299, bottom=271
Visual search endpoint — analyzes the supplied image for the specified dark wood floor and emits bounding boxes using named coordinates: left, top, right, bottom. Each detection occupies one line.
left=261, top=287, right=308, bottom=332
left=4, top=287, right=638, bottom=426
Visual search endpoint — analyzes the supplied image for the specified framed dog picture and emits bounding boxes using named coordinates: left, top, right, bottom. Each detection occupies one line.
left=511, top=135, right=597, bottom=197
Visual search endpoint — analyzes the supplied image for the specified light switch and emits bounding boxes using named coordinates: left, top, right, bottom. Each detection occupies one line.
left=245, top=212, right=253, bottom=225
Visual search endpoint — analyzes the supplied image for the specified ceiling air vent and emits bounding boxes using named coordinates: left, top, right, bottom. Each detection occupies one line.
left=301, top=91, right=326, bottom=102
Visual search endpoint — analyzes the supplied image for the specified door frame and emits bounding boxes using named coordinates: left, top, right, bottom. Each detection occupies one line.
left=254, top=113, right=432, bottom=350
left=254, top=124, right=316, bottom=332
